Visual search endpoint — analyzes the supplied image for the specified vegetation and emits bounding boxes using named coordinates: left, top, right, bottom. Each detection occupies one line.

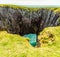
left=0, top=26, right=60, bottom=57
left=0, top=4, right=60, bottom=57
left=0, top=4, right=60, bottom=12
left=0, top=4, right=40, bottom=11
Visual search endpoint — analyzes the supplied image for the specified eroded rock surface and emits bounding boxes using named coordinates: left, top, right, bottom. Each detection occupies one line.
left=0, top=7, right=60, bottom=35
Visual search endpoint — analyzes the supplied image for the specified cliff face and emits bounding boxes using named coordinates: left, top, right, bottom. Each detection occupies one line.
left=0, top=7, right=60, bottom=35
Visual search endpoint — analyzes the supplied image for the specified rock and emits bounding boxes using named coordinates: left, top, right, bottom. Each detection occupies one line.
left=0, top=7, right=60, bottom=35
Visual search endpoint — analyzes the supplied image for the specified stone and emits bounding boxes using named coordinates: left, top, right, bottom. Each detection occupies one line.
left=0, top=7, right=60, bottom=36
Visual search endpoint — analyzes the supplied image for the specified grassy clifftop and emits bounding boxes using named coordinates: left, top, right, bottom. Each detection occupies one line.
left=0, top=4, right=40, bottom=11
left=0, top=4, right=60, bottom=12
left=0, top=26, right=60, bottom=57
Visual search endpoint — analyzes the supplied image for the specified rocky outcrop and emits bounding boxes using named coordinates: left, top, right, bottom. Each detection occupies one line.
left=0, top=7, right=60, bottom=35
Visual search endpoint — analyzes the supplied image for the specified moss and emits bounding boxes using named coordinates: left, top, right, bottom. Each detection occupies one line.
left=38, top=26, right=60, bottom=47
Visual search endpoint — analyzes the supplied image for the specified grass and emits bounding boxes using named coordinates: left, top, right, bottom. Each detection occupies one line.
left=0, top=26, right=60, bottom=57
left=0, top=4, right=60, bottom=57
left=0, top=4, right=60, bottom=12
left=0, top=4, right=40, bottom=11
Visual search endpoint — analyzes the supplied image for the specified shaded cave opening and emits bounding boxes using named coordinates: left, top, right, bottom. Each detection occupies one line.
left=0, top=7, right=60, bottom=46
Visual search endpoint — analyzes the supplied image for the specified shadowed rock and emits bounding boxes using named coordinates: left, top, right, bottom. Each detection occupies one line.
left=0, top=7, right=60, bottom=35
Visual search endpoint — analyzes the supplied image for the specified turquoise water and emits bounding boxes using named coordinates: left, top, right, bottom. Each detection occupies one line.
left=24, top=34, right=37, bottom=47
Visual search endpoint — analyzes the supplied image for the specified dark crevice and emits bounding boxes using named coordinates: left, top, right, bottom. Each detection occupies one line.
left=0, top=7, right=60, bottom=47
left=0, top=7, right=60, bottom=38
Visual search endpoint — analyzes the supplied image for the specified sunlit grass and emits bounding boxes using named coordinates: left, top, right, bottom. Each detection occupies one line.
left=0, top=4, right=60, bottom=12
left=0, top=26, right=60, bottom=57
left=0, top=4, right=40, bottom=11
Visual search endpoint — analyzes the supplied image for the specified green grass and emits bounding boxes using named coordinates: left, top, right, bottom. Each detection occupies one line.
left=0, top=4, right=60, bottom=12
left=0, top=4, right=40, bottom=11
left=0, top=26, right=60, bottom=57
left=0, top=4, right=60, bottom=57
